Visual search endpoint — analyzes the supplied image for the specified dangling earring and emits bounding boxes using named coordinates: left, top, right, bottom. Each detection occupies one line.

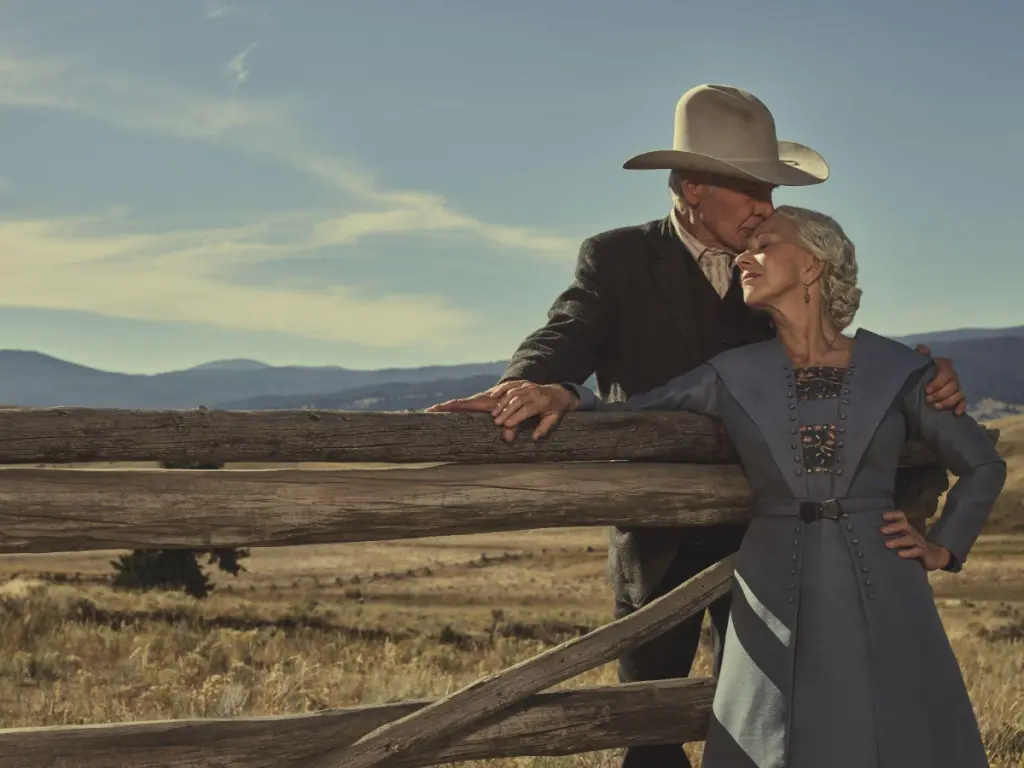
left=803, top=283, right=811, bottom=303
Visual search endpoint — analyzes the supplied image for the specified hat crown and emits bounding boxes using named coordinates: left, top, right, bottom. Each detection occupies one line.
left=674, top=85, right=780, bottom=161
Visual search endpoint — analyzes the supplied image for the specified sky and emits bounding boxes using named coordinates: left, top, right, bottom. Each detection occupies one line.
left=0, top=0, right=1021, bottom=374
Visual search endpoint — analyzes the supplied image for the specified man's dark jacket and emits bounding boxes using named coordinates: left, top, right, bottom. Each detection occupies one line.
left=500, top=216, right=774, bottom=606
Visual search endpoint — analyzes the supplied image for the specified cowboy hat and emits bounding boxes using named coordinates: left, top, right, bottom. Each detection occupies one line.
left=623, top=84, right=829, bottom=186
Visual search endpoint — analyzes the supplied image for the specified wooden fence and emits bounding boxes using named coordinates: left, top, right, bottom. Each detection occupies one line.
left=0, top=406, right=998, bottom=768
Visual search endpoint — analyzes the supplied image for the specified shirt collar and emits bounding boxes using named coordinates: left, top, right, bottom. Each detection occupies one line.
left=669, top=207, right=736, bottom=260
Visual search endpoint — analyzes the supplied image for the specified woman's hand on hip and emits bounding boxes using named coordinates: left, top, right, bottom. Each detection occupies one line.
left=880, top=510, right=951, bottom=571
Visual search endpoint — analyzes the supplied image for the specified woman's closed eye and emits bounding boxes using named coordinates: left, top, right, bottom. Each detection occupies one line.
left=746, top=234, right=769, bottom=253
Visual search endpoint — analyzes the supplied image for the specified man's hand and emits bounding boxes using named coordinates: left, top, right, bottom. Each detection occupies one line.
left=426, top=379, right=579, bottom=441
left=491, top=381, right=580, bottom=442
left=425, top=381, right=520, bottom=415
left=880, top=510, right=951, bottom=571
left=914, top=345, right=966, bottom=416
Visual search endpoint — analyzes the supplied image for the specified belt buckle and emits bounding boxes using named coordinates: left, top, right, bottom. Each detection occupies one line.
left=799, top=499, right=842, bottom=523
left=820, top=499, right=842, bottom=519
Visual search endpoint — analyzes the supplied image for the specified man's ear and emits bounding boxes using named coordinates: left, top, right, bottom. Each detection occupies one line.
left=682, top=177, right=703, bottom=209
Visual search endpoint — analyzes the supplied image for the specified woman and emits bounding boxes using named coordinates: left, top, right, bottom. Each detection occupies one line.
left=453, top=206, right=1006, bottom=767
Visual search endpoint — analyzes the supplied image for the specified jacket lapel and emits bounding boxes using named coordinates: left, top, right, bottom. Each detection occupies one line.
left=709, top=339, right=809, bottom=498
left=647, top=216, right=701, bottom=341
left=831, top=330, right=931, bottom=498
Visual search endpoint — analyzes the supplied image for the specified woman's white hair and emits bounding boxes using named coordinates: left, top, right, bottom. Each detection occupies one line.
left=773, top=205, right=862, bottom=329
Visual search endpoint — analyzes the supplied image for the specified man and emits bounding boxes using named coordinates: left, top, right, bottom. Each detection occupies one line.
left=428, top=84, right=964, bottom=767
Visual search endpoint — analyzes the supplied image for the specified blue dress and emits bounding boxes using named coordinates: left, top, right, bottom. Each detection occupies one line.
left=569, top=329, right=1006, bottom=768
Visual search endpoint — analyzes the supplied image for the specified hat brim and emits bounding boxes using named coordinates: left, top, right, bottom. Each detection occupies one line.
left=622, top=140, right=829, bottom=186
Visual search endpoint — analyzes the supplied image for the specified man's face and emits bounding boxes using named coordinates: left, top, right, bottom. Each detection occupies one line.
left=686, top=176, right=776, bottom=252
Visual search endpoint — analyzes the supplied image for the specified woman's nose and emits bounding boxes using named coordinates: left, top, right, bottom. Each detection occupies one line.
left=733, top=250, right=754, bottom=269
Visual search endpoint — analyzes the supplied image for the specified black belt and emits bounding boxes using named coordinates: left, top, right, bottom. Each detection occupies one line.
left=755, top=496, right=892, bottom=520
left=799, top=498, right=844, bottom=523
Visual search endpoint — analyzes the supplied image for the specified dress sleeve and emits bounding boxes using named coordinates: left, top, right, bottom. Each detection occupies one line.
left=563, top=362, right=722, bottom=418
left=902, top=364, right=1007, bottom=572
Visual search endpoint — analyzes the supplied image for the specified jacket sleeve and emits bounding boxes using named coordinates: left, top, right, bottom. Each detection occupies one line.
left=564, top=362, right=722, bottom=418
left=500, top=236, right=615, bottom=386
left=902, top=364, right=1007, bottom=571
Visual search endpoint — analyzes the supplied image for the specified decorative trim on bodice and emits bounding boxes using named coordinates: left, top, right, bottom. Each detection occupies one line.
left=793, top=366, right=846, bottom=401
left=791, top=367, right=850, bottom=474
left=800, top=424, right=838, bottom=472
left=783, top=363, right=854, bottom=477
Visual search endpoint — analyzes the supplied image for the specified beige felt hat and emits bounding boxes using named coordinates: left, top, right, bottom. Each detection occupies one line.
left=624, top=84, right=829, bottom=186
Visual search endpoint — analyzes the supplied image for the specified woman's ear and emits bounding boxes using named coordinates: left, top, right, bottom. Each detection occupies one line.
left=803, top=257, right=826, bottom=287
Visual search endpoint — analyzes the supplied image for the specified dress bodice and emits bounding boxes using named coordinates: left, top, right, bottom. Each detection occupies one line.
left=788, top=365, right=850, bottom=502
left=792, top=366, right=846, bottom=476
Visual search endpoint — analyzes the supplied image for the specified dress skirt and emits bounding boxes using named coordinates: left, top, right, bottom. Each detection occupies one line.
left=788, top=516, right=879, bottom=767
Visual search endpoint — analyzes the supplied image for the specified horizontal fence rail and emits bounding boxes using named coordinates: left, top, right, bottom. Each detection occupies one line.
left=0, top=407, right=988, bottom=555
left=0, top=679, right=716, bottom=768
left=0, top=407, right=984, bottom=466
left=0, top=463, right=753, bottom=554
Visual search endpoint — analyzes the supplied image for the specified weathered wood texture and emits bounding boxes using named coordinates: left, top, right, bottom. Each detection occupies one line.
left=315, top=559, right=733, bottom=768
left=0, top=407, right=980, bottom=466
left=0, top=463, right=754, bottom=554
left=0, top=678, right=714, bottom=768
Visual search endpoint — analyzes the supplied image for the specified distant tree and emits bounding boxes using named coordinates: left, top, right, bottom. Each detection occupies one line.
left=109, top=460, right=250, bottom=599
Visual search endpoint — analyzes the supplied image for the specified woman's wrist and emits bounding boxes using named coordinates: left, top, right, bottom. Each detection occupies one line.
left=931, top=543, right=952, bottom=569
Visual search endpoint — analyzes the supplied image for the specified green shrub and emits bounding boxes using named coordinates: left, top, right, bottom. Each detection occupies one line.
left=109, top=461, right=250, bottom=599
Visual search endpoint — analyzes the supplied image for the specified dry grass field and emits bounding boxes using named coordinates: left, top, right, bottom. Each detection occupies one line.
left=0, top=415, right=1021, bottom=766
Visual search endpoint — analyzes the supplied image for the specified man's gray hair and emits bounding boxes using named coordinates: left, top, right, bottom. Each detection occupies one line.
left=773, top=205, right=862, bottom=329
left=668, top=169, right=689, bottom=211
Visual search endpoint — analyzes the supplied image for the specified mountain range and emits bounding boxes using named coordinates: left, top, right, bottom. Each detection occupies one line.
left=0, top=325, right=1020, bottom=413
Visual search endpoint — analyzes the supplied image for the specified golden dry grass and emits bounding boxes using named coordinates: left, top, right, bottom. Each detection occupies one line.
left=986, top=414, right=1024, bottom=534
left=0, top=526, right=1022, bottom=767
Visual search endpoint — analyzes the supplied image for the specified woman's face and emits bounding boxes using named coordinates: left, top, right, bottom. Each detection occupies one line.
left=734, top=215, right=817, bottom=311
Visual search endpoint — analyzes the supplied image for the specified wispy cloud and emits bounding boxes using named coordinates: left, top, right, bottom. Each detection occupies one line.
left=224, top=42, right=258, bottom=90
left=0, top=211, right=470, bottom=346
left=0, top=51, right=576, bottom=256
left=0, top=48, right=577, bottom=346
left=205, top=0, right=272, bottom=29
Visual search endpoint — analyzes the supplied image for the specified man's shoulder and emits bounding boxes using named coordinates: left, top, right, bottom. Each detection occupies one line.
left=581, top=218, right=664, bottom=253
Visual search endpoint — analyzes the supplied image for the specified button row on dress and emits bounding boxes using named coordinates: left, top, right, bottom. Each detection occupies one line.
left=790, top=522, right=801, bottom=603
left=838, top=504, right=877, bottom=602
left=784, top=367, right=803, bottom=475
left=833, top=362, right=875, bottom=601
left=833, top=366, right=855, bottom=475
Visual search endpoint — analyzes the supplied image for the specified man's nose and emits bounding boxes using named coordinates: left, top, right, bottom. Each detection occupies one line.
left=752, top=197, right=774, bottom=218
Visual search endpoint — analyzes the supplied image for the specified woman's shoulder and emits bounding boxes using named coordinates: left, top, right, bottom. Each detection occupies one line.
left=851, top=328, right=933, bottom=370
left=704, top=329, right=933, bottom=387
left=849, top=329, right=938, bottom=408
left=707, top=338, right=779, bottom=369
